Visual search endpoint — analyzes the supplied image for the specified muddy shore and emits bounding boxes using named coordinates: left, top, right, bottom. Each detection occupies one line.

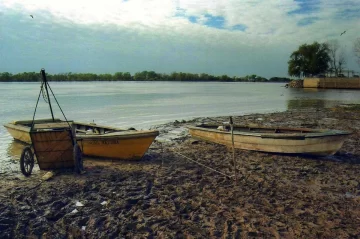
left=1, top=105, right=360, bottom=238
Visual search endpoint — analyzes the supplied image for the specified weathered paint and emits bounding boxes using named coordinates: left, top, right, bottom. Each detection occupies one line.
left=30, top=129, right=74, bottom=170
left=188, top=125, right=351, bottom=156
left=4, top=124, right=31, bottom=143
left=79, top=135, right=157, bottom=160
left=304, top=78, right=360, bottom=89
left=4, top=120, right=159, bottom=160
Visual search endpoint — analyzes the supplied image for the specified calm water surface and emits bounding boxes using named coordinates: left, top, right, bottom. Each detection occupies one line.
left=1, top=81, right=359, bottom=169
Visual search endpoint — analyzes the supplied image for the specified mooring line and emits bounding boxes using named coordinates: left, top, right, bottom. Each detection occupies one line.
left=170, top=150, right=234, bottom=178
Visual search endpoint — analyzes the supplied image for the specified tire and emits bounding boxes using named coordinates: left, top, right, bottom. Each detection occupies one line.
left=74, top=143, right=83, bottom=174
left=20, top=146, right=34, bottom=177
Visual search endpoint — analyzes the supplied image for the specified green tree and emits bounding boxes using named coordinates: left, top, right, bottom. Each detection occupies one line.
left=0, top=72, right=13, bottom=81
left=123, top=72, right=132, bottom=81
left=288, top=42, right=330, bottom=77
left=114, top=72, right=124, bottom=80
left=327, top=40, right=346, bottom=76
left=355, top=38, right=360, bottom=66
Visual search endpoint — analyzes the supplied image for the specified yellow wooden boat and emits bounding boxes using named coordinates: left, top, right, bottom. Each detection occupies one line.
left=14, top=68, right=83, bottom=176
left=188, top=124, right=351, bottom=156
left=4, top=119, right=159, bottom=160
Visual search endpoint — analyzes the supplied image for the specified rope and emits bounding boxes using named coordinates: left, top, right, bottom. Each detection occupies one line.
left=41, top=84, right=49, bottom=103
left=170, top=150, right=234, bottom=178
left=46, top=83, right=72, bottom=129
left=204, top=117, right=226, bottom=124
left=31, top=81, right=45, bottom=130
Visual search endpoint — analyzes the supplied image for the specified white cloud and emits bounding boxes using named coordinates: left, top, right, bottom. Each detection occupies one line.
left=1, top=0, right=360, bottom=76
left=1, top=0, right=174, bottom=26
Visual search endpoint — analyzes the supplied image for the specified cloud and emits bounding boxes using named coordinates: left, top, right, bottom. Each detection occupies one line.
left=0, top=0, right=360, bottom=77
left=335, top=8, right=360, bottom=20
left=232, top=24, right=247, bottom=32
left=288, top=0, right=321, bottom=15
left=297, top=17, right=320, bottom=26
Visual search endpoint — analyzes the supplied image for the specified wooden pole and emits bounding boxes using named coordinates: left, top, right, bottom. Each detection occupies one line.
left=229, top=117, right=237, bottom=185
left=40, top=69, right=55, bottom=122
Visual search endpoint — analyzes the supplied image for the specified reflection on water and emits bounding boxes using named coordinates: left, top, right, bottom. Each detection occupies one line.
left=287, top=99, right=343, bottom=110
left=6, top=140, right=27, bottom=161
left=302, top=88, right=319, bottom=93
left=0, top=140, right=27, bottom=175
left=286, top=87, right=360, bottom=110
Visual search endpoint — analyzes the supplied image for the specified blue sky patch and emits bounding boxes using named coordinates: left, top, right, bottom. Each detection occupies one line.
left=297, top=17, right=319, bottom=26
left=335, top=8, right=360, bottom=20
left=288, top=0, right=320, bottom=15
left=204, top=14, right=225, bottom=29
left=188, top=16, right=197, bottom=23
left=232, top=24, right=247, bottom=32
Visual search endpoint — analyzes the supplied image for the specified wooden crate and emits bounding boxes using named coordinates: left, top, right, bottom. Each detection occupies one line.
left=30, top=129, right=74, bottom=170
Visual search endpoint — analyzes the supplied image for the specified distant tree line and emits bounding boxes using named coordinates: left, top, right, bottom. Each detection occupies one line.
left=0, top=71, right=291, bottom=83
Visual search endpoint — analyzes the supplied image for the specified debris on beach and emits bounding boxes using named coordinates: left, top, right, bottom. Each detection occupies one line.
left=1, top=105, right=360, bottom=238
left=75, top=201, right=84, bottom=207
left=41, top=171, right=55, bottom=181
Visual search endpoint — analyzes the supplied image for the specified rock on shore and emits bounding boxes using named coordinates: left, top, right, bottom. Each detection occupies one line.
left=289, top=80, right=304, bottom=88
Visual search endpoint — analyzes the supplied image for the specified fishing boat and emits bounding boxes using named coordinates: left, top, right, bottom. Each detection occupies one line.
left=4, top=119, right=159, bottom=160
left=12, top=69, right=83, bottom=176
left=187, top=124, right=351, bottom=156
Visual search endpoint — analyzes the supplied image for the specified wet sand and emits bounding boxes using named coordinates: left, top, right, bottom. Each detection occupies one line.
left=1, top=105, right=360, bottom=238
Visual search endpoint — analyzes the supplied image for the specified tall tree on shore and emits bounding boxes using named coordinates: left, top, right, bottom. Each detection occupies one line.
left=288, top=42, right=330, bottom=77
left=327, top=40, right=346, bottom=76
left=355, top=38, right=360, bottom=66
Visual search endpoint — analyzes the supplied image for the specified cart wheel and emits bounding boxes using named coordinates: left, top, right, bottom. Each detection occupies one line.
left=20, top=146, right=34, bottom=177
left=74, top=144, right=83, bottom=174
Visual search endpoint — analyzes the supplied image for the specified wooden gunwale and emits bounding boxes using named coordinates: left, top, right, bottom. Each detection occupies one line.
left=78, top=131, right=159, bottom=140
left=187, top=125, right=351, bottom=139
left=187, top=124, right=351, bottom=156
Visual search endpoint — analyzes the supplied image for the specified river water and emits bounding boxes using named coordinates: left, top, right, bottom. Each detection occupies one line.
left=1, top=81, right=359, bottom=171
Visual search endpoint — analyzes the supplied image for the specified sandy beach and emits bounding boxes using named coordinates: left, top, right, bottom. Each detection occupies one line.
left=1, top=104, right=360, bottom=238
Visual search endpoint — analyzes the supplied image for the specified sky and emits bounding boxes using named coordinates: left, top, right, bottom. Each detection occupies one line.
left=0, top=0, right=359, bottom=78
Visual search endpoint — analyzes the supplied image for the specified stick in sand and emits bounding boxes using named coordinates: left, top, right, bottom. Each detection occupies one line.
left=229, top=116, right=238, bottom=185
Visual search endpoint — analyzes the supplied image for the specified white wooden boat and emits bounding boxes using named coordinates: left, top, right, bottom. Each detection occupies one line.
left=187, top=124, right=351, bottom=156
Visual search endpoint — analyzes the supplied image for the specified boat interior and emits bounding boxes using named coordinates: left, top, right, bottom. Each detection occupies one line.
left=73, top=122, right=130, bottom=135
left=12, top=119, right=133, bottom=135
left=199, top=124, right=322, bottom=134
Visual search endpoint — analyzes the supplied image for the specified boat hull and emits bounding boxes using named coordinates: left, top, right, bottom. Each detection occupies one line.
left=78, top=133, right=158, bottom=160
left=4, top=119, right=159, bottom=160
left=4, top=124, right=31, bottom=144
left=188, top=125, right=351, bottom=156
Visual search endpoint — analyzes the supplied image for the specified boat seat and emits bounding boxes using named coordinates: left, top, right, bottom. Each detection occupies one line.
left=33, top=122, right=71, bottom=130
left=76, top=129, right=89, bottom=133
left=76, top=129, right=100, bottom=135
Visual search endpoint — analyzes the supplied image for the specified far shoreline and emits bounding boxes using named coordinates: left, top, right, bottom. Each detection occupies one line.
left=0, top=71, right=291, bottom=83
left=0, top=80, right=291, bottom=83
